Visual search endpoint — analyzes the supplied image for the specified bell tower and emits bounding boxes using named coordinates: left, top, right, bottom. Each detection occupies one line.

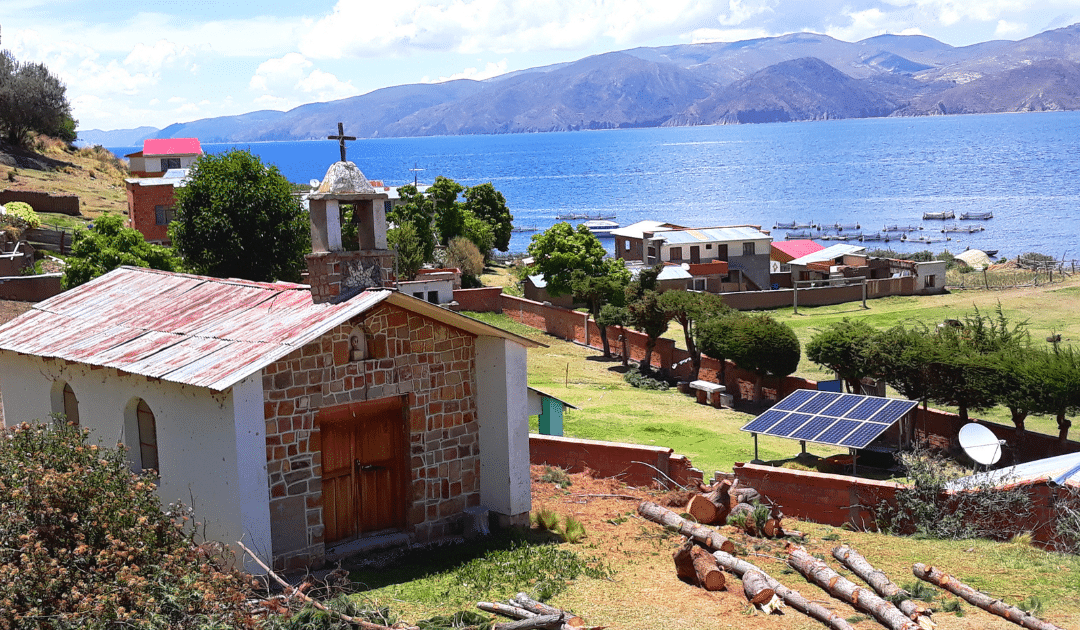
left=305, top=124, right=394, bottom=303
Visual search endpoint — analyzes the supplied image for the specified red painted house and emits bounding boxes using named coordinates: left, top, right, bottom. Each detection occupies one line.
left=124, top=138, right=202, bottom=244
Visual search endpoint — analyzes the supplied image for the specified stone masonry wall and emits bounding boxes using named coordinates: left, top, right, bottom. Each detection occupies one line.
left=262, top=302, right=480, bottom=570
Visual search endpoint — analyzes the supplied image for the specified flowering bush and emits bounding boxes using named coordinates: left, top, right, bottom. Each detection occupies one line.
left=0, top=419, right=254, bottom=629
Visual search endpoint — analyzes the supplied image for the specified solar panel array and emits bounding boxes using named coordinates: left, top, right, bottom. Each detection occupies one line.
left=740, top=390, right=918, bottom=449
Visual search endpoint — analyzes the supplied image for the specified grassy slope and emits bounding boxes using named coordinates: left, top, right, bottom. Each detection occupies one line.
left=0, top=138, right=129, bottom=227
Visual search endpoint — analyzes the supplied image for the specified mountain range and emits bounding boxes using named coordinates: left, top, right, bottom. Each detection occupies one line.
left=78, top=23, right=1080, bottom=145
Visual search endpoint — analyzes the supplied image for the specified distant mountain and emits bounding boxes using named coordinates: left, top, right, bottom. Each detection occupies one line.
left=76, top=126, right=158, bottom=148
left=82, top=22, right=1080, bottom=142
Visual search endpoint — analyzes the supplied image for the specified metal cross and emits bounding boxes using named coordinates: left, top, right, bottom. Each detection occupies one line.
left=327, top=122, right=356, bottom=162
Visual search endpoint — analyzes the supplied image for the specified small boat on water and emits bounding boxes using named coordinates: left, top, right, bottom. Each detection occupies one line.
left=511, top=225, right=540, bottom=233
left=821, top=232, right=861, bottom=241
left=984, top=249, right=999, bottom=257
left=555, top=212, right=616, bottom=221
left=859, top=232, right=887, bottom=242
left=582, top=219, right=619, bottom=236
left=883, top=225, right=921, bottom=232
left=785, top=230, right=814, bottom=239
left=942, top=224, right=985, bottom=233
left=824, top=222, right=860, bottom=231
left=774, top=220, right=814, bottom=230
left=904, top=234, right=951, bottom=243
left=923, top=210, right=955, bottom=220
left=960, top=211, right=993, bottom=220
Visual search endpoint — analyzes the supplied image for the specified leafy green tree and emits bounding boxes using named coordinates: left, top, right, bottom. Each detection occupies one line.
left=870, top=324, right=934, bottom=405
left=598, top=304, right=632, bottom=368
left=429, top=176, right=466, bottom=246
left=461, top=208, right=495, bottom=260
left=696, top=309, right=746, bottom=387
left=170, top=149, right=309, bottom=283
left=625, top=265, right=672, bottom=375
left=527, top=222, right=609, bottom=297
left=0, top=51, right=75, bottom=147
left=1029, top=346, right=1080, bottom=445
left=62, top=214, right=179, bottom=289
left=570, top=258, right=630, bottom=357
left=390, top=184, right=438, bottom=263
left=388, top=221, right=426, bottom=281
left=725, top=314, right=801, bottom=402
left=806, top=319, right=880, bottom=393
left=464, top=182, right=513, bottom=252
left=659, top=290, right=729, bottom=382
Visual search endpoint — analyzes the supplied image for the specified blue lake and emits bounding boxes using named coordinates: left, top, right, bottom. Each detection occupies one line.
left=110, top=112, right=1080, bottom=257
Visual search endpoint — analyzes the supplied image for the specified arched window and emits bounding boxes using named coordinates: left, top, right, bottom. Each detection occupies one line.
left=136, top=399, right=159, bottom=473
left=50, top=381, right=80, bottom=426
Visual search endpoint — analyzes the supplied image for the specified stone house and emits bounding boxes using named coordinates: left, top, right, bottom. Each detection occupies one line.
left=0, top=159, right=539, bottom=572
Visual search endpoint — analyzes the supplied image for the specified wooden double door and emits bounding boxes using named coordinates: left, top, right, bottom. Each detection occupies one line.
left=321, top=397, right=408, bottom=545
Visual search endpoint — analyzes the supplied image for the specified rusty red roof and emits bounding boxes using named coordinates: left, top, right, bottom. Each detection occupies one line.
left=0, top=266, right=538, bottom=391
left=143, top=138, right=202, bottom=156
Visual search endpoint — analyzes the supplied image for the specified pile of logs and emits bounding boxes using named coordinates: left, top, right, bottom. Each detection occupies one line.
left=685, top=478, right=797, bottom=538
left=478, top=593, right=596, bottom=630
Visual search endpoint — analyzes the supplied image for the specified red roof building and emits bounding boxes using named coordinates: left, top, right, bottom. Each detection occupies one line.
left=771, top=239, right=826, bottom=264
left=125, top=138, right=203, bottom=178
left=124, top=138, right=203, bottom=243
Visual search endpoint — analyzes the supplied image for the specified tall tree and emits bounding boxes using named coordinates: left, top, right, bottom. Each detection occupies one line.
left=388, top=221, right=426, bottom=281
left=62, top=214, right=179, bottom=289
left=464, top=182, right=513, bottom=253
left=696, top=310, right=746, bottom=387
left=170, top=149, right=309, bottom=283
left=806, top=319, right=880, bottom=393
left=429, top=176, right=466, bottom=246
left=570, top=258, right=631, bottom=357
left=625, top=265, right=672, bottom=375
left=390, top=184, right=437, bottom=263
left=526, top=222, right=609, bottom=297
left=725, top=314, right=801, bottom=402
left=659, top=290, right=729, bottom=382
left=870, top=324, right=934, bottom=406
left=598, top=304, right=632, bottom=368
left=0, top=51, right=75, bottom=147
left=1029, top=346, right=1080, bottom=446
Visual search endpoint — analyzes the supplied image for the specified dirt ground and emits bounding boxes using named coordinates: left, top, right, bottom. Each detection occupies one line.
left=530, top=465, right=1070, bottom=630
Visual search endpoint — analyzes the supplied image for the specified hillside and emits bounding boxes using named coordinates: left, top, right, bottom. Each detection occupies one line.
left=0, top=138, right=129, bottom=223
left=77, top=22, right=1080, bottom=144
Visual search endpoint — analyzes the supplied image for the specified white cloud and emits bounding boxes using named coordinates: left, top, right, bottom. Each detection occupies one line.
left=250, top=53, right=314, bottom=92
left=250, top=53, right=359, bottom=106
left=124, top=40, right=193, bottom=73
left=995, top=19, right=1028, bottom=36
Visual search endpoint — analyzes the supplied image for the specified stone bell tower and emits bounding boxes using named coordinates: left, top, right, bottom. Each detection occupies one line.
left=305, top=124, right=395, bottom=303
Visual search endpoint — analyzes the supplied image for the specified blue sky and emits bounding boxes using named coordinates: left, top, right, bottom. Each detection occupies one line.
left=2, top=0, right=1077, bottom=132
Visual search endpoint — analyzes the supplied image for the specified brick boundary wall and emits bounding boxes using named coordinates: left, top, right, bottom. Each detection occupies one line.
left=452, top=287, right=503, bottom=313
left=0, top=274, right=62, bottom=301
left=529, top=434, right=703, bottom=487
left=0, top=190, right=80, bottom=216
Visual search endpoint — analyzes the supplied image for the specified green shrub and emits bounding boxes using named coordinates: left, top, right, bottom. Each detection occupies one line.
left=539, top=466, right=572, bottom=488
left=623, top=371, right=669, bottom=390
left=558, top=516, right=587, bottom=543
left=533, top=508, right=560, bottom=531
left=3, top=201, right=40, bottom=229
left=0, top=419, right=252, bottom=629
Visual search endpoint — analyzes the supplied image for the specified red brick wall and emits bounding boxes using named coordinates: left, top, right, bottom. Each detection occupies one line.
left=262, top=302, right=482, bottom=570
left=0, top=190, right=80, bottom=216
left=125, top=182, right=175, bottom=243
left=453, top=287, right=503, bottom=312
left=0, top=274, right=63, bottom=301
left=530, top=434, right=703, bottom=487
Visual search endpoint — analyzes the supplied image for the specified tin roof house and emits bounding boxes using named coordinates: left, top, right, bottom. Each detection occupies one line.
left=0, top=156, right=539, bottom=572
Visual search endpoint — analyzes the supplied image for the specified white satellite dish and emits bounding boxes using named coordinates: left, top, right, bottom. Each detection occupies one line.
left=958, top=423, right=1004, bottom=466
left=309, top=178, right=321, bottom=189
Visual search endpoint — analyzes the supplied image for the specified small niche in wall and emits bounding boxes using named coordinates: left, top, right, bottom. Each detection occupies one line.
left=349, top=324, right=378, bottom=361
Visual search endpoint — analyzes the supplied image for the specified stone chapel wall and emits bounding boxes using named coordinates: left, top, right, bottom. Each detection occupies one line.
left=262, top=302, right=481, bottom=570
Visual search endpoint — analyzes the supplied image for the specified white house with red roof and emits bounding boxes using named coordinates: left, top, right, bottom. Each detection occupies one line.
left=125, top=138, right=203, bottom=177
left=770, top=239, right=826, bottom=273
left=124, top=138, right=204, bottom=243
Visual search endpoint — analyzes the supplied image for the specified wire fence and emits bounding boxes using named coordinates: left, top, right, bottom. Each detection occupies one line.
left=946, top=259, right=1078, bottom=290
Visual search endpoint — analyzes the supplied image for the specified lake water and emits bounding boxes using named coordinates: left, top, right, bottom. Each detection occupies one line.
left=110, top=112, right=1080, bottom=258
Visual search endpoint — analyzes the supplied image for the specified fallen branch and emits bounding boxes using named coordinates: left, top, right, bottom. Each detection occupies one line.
left=237, top=541, right=414, bottom=630
left=568, top=493, right=641, bottom=501
left=479, top=601, right=539, bottom=620
left=832, top=545, right=934, bottom=630
left=512, top=593, right=585, bottom=628
left=913, top=563, right=1067, bottom=630
left=495, top=614, right=565, bottom=630
left=712, top=550, right=855, bottom=630
left=637, top=501, right=735, bottom=553
left=787, top=544, right=920, bottom=630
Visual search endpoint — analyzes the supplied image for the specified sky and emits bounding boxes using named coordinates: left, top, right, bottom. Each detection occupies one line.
left=2, top=0, right=1078, bottom=132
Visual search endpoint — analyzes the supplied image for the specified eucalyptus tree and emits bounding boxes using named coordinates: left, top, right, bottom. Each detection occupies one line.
left=659, top=290, right=730, bottom=382
left=570, top=258, right=631, bottom=358
left=624, top=265, right=671, bottom=375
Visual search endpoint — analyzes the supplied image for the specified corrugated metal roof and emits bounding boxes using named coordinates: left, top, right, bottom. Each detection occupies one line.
left=772, top=240, right=825, bottom=261
left=609, top=220, right=678, bottom=239
left=143, top=138, right=202, bottom=156
left=947, top=451, right=1080, bottom=490
left=0, top=266, right=538, bottom=392
left=788, top=244, right=866, bottom=266
left=659, top=226, right=771, bottom=244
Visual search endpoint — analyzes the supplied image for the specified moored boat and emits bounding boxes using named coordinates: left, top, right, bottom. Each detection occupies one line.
left=922, top=210, right=955, bottom=220
left=774, top=220, right=814, bottom=230
left=960, top=211, right=993, bottom=220
left=883, top=225, right=921, bottom=232
left=582, top=219, right=619, bottom=236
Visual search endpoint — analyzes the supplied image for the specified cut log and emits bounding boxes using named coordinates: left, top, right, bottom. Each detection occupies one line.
left=833, top=545, right=934, bottom=628
left=742, top=570, right=776, bottom=605
left=686, top=479, right=732, bottom=525
left=673, top=538, right=726, bottom=590
left=494, top=614, right=565, bottom=630
left=479, top=602, right=538, bottom=620
left=787, top=544, right=920, bottom=630
left=512, top=593, right=584, bottom=627
left=733, top=487, right=761, bottom=505
left=712, top=550, right=855, bottom=630
left=913, top=564, right=1067, bottom=630
left=637, top=501, right=735, bottom=553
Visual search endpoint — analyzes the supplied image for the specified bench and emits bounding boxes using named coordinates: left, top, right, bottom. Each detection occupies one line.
left=689, top=380, right=732, bottom=408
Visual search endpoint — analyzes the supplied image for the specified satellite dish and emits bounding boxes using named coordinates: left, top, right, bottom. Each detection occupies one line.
left=309, top=178, right=321, bottom=188
left=959, top=423, right=1004, bottom=466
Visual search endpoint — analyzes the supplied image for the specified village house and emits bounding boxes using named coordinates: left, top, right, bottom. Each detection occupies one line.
left=0, top=156, right=539, bottom=572
left=123, top=138, right=204, bottom=244
left=125, top=138, right=203, bottom=177
left=612, top=220, right=773, bottom=292
left=786, top=244, right=947, bottom=294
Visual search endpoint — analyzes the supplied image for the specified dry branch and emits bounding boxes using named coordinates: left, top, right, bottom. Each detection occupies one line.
left=833, top=545, right=934, bottom=629
left=637, top=501, right=735, bottom=553
left=712, top=550, right=855, bottom=630
left=513, top=592, right=584, bottom=626
left=494, top=614, right=566, bottom=630
left=479, top=601, right=539, bottom=620
left=913, top=563, right=1067, bottom=630
left=237, top=541, right=414, bottom=630
left=787, top=544, right=920, bottom=630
